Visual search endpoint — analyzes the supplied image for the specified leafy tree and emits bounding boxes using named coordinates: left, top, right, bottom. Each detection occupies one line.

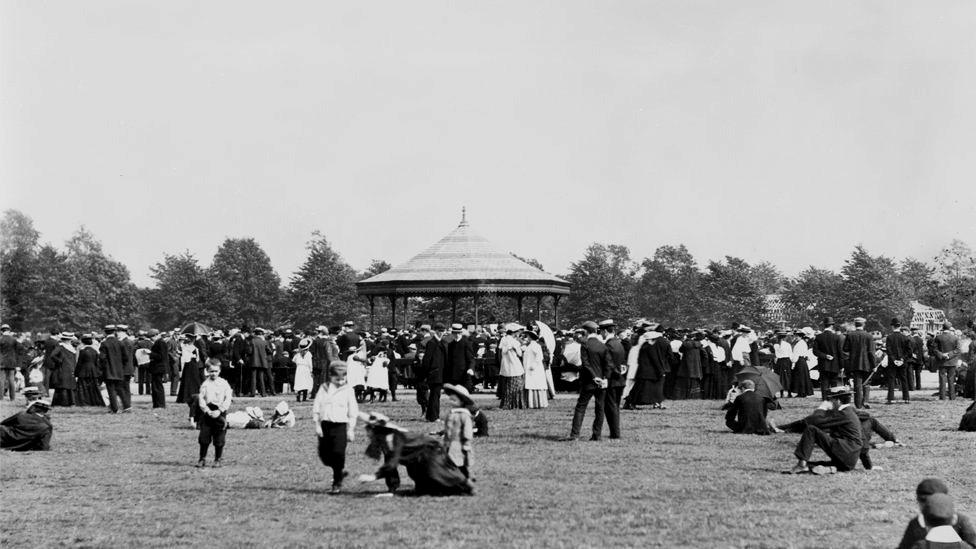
left=930, top=240, right=976, bottom=326
left=145, top=251, right=221, bottom=329
left=699, top=256, right=768, bottom=328
left=209, top=238, right=282, bottom=328
left=284, top=232, right=362, bottom=330
left=61, top=227, right=142, bottom=329
left=749, top=261, right=786, bottom=296
left=838, top=245, right=911, bottom=330
left=899, top=258, right=938, bottom=304
left=561, top=243, right=639, bottom=325
left=636, top=244, right=703, bottom=325
left=782, top=267, right=845, bottom=327
left=362, top=259, right=393, bottom=279
left=25, top=245, right=75, bottom=331
left=0, top=210, right=40, bottom=328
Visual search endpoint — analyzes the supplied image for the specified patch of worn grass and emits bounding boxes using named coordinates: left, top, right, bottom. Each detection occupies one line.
left=1, top=387, right=973, bottom=549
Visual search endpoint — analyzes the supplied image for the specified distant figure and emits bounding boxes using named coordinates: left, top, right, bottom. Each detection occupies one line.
left=724, top=380, right=770, bottom=435
left=1, top=398, right=53, bottom=451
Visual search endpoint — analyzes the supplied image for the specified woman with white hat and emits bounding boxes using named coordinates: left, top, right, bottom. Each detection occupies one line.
left=74, top=334, right=105, bottom=407
left=790, top=328, right=816, bottom=397
left=521, top=331, right=549, bottom=409
left=497, top=323, right=525, bottom=409
left=48, top=332, right=78, bottom=407
left=291, top=338, right=314, bottom=402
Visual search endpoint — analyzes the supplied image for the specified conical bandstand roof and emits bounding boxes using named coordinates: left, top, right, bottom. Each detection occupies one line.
left=356, top=214, right=570, bottom=297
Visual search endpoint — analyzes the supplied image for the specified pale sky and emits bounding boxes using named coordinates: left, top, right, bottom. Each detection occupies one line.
left=2, top=1, right=975, bottom=287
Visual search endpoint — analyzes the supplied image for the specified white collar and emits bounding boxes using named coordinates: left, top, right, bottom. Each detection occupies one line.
left=926, top=525, right=962, bottom=543
left=838, top=404, right=852, bottom=411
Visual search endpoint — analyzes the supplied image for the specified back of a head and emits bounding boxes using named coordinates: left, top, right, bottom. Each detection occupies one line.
left=921, top=493, right=955, bottom=527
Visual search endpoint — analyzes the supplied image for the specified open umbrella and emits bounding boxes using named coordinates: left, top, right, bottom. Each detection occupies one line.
left=181, top=322, right=212, bottom=336
left=734, top=365, right=782, bottom=402
left=535, top=320, right=557, bottom=397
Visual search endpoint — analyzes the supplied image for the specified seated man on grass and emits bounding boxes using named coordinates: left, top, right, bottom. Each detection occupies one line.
left=784, top=386, right=862, bottom=475
left=774, top=407, right=903, bottom=471
left=724, top=380, right=770, bottom=435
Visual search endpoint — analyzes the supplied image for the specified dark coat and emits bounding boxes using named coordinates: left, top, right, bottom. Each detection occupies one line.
left=885, top=331, right=913, bottom=365
left=1, top=410, right=53, bottom=451
left=803, top=406, right=863, bottom=469
left=0, top=334, right=21, bottom=370
left=311, top=336, right=336, bottom=370
left=229, top=333, right=248, bottom=366
left=724, top=390, right=769, bottom=434
left=898, top=512, right=976, bottom=549
left=933, top=331, right=961, bottom=367
left=75, top=347, right=101, bottom=379
left=908, top=335, right=925, bottom=365
left=337, top=332, right=362, bottom=360
left=812, top=330, right=843, bottom=374
left=99, top=336, right=127, bottom=381
left=48, top=345, right=77, bottom=390
left=605, top=337, right=627, bottom=388
left=422, top=337, right=447, bottom=385
left=120, top=338, right=136, bottom=376
left=445, top=336, right=473, bottom=385
left=842, top=329, right=876, bottom=374
left=579, top=336, right=612, bottom=391
left=248, top=336, right=271, bottom=369
left=149, top=338, right=170, bottom=375
left=636, top=338, right=671, bottom=381
left=678, top=339, right=703, bottom=379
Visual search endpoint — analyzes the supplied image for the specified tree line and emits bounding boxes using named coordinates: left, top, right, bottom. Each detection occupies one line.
left=2, top=209, right=974, bottom=332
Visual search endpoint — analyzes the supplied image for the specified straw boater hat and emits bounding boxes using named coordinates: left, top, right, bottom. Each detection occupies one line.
left=357, top=412, right=406, bottom=432
left=59, top=331, right=75, bottom=341
left=801, top=327, right=816, bottom=339
left=274, top=401, right=290, bottom=416
left=298, top=338, right=312, bottom=349
left=28, top=398, right=52, bottom=412
left=444, top=384, right=474, bottom=406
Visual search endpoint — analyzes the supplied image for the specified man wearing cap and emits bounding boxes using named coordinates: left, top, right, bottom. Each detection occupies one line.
left=0, top=324, right=22, bottom=402
left=569, top=321, right=613, bottom=441
left=842, top=317, right=876, bottom=409
left=421, top=324, right=449, bottom=422
left=600, top=320, right=626, bottom=439
left=812, top=317, right=844, bottom=400
left=445, top=324, right=474, bottom=390
left=933, top=322, right=961, bottom=400
left=147, top=329, right=170, bottom=408
left=99, top=325, right=130, bottom=413
left=786, top=386, right=863, bottom=474
left=885, top=319, right=912, bottom=404
left=897, top=478, right=976, bottom=549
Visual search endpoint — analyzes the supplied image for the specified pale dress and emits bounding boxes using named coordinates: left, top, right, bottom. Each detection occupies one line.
left=366, top=356, right=390, bottom=391
left=522, top=341, right=549, bottom=408
left=292, top=350, right=314, bottom=392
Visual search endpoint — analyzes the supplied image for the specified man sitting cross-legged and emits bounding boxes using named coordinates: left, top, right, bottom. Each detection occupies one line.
left=775, top=405, right=903, bottom=471
left=784, top=386, right=863, bottom=475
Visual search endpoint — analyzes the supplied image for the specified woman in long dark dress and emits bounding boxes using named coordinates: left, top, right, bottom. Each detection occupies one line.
left=48, top=332, right=77, bottom=407
left=176, top=335, right=202, bottom=426
left=789, top=328, right=815, bottom=397
left=74, top=335, right=105, bottom=407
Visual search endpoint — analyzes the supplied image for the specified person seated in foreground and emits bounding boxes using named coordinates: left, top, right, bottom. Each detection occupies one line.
left=784, top=386, right=862, bottom=475
left=774, top=406, right=902, bottom=471
left=960, top=401, right=976, bottom=432
left=1, top=398, right=53, bottom=451
left=724, top=380, right=770, bottom=435
left=898, top=478, right=976, bottom=549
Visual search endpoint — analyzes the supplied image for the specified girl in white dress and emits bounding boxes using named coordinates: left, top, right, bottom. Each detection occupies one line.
left=522, top=331, right=549, bottom=408
left=346, top=346, right=368, bottom=403
left=366, top=349, right=391, bottom=402
left=292, top=338, right=314, bottom=402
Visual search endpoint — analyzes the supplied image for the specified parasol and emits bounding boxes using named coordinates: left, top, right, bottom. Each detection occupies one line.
left=535, top=320, right=558, bottom=396
left=734, top=365, right=782, bottom=402
left=181, top=322, right=212, bottom=336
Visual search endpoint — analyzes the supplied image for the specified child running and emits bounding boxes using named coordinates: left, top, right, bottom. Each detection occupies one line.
left=312, top=361, right=359, bottom=494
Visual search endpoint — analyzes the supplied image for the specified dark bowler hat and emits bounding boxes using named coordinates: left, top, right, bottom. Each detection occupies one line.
left=822, top=317, right=834, bottom=326
left=432, top=323, right=446, bottom=331
left=890, top=317, right=901, bottom=327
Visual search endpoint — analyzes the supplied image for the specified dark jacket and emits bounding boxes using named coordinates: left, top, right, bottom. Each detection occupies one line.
left=885, top=331, right=913, bottom=365
left=678, top=339, right=703, bottom=379
left=422, top=337, right=447, bottom=385
left=812, top=330, right=843, bottom=374
left=0, top=334, right=21, bottom=370
left=724, top=390, right=769, bottom=435
left=898, top=512, right=976, bottom=549
left=842, top=329, right=877, bottom=374
left=99, top=336, right=127, bottom=381
left=803, top=405, right=863, bottom=469
left=248, top=336, right=271, bottom=369
left=311, top=336, right=336, bottom=370
left=604, top=336, right=627, bottom=388
left=49, top=345, right=77, bottom=390
left=120, top=337, right=136, bottom=376
left=149, top=337, right=170, bottom=375
left=579, top=336, right=612, bottom=391
left=445, top=336, right=473, bottom=385
left=636, top=338, right=671, bottom=381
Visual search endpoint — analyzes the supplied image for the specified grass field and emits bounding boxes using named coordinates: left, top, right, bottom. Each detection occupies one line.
left=1, top=383, right=973, bottom=549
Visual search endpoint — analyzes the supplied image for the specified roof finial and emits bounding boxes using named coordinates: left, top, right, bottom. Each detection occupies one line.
left=459, top=206, right=468, bottom=227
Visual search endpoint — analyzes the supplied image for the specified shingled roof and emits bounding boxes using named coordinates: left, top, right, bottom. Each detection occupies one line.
left=356, top=213, right=570, bottom=297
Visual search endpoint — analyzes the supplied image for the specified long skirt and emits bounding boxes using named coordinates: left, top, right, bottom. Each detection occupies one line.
left=498, top=375, right=524, bottom=409
left=790, top=357, right=814, bottom=397
left=629, top=378, right=664, bottom=405
left=74, top=378, right=105, bottom=407
left=525, top=389, right=548, bottom=409
left=701, top=372, right=724, bottom=400
left=672, top=377, right=701, bottom=400
left=775, top=358, right=792, bottom=395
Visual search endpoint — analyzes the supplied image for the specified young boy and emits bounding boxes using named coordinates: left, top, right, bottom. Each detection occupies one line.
left=898, top=478, right=976, bottom=549
left=443, top=384, right=474, bottom=479
left=196, top=359, right=232, bottom=468
left=312, top=361, right=358, bottom=494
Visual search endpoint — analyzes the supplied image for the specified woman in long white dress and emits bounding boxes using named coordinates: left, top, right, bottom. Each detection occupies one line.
left=522, top=331, right=549, bottom=408
left=346, top=346, right=368, bottom=402
left=366, top=349, right=391, bottom=402
left=291, top=338, right=314, bottom=402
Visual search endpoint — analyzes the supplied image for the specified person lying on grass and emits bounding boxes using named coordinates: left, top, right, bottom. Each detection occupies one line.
left=784, top=386, right=862, bottom=475
left=358, top=412, right=474, bottom=497
left=1, top=398, right=53, bottom=451
left=897, top=478, right=976, bottom=549
left=773, top=406, right=903, bottom=471
left=724, top=380, right=770, bottom=435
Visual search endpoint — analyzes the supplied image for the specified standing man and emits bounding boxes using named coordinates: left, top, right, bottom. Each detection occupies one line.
left=884, top=319, right=912, bottom=404
left=445, top=324, right=474, bottom=390
left=842, top=317, right=876, bottom=409
left=336, top=321, right=362, bottom=360
left=227, top=327, right=247, bottom=396
left=932, top=322, right=960, bottom=400
left=310, top=325, right=336, bottom=398
left=0, top=324, right=21, bottom=401
left=134, top=331, right=152, bottom=395
left=99, top=325, right=130, bottom=413
left=812, top=317, right=843, bottom=400
left=117, top=324, right=135, bottom=409
left=907, top=326, right=926, bottom=391
left=167, top=330, right=182, bottom=397
left=247, top=328, right=272, bottom=397
left=148, top=329, right=170, bottom=409
left=569, top=321, right=612, bottom=441
left=421, top=323, right=448, bottom=422
left=600, top=319, right=626, bottom=440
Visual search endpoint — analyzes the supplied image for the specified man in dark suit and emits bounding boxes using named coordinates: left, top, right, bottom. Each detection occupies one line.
left=812, top=317, right=843, bottom=400
left=724, top=380, right=769, bottom=434
left=310, top=325, right=336, bottom=398
left=117, top=324, right=135, bottom=409
left=445, top=324, right=474, bottom=390
left=421, top=323, right=448, bottom=422
left=148, top=329, right=170, bottom=408
left=336, top=321, right=362, bottom=360
left=600, top=319, right=626, bottom=439
left=228, top=327, right=249, bottom=396
left=907, top=327, right=925, bottom=391
left=786, top=386, right=863, bottom=474
left=99, top=325, right=130, bottom=413
left=842, top=317, right=877, bottom=409
left=247, top=328, right=272, bottom=397
left=569, top=321, right=612, bottom=441
left=932, top=322, right=960, bottom=400
left=884, top=319, right=912, bottom=403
